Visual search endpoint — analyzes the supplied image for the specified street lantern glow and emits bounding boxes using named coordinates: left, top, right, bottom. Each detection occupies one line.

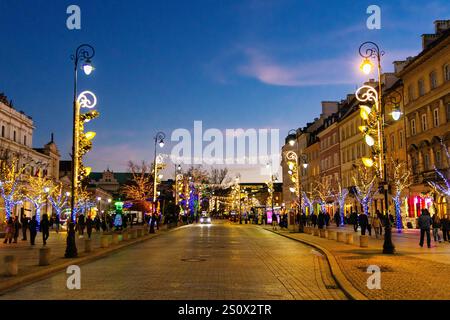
left=44, top=187, right=50, bottom=193
left=85, top=131, right=96, bottom=140
left=288, top=162, right=295, bottom=170
left=391, top=107, right=401, bottom=121
left=359, top=125, right=368, bottom=133
left=359, top=105, right=372, bottom=120
left=302, top=163, right=309, bottom=169
left=365, top=134, right=375, bottom=147
left=66, top=192, right=71, bottom=197
left=107, top=198, right=112, bottom=203
left=288, top=138, right=295, bottom=146
left=360, top=58, right=373, bottom=74
left=362, top=157, right=375, bottom=167
left=289, top=187, right=296, bottom=193
left=97, top=197, right=101, bottom=201
left=159, top=139, right=165, bottom=148
left=82, top=59, right=94, bottom=75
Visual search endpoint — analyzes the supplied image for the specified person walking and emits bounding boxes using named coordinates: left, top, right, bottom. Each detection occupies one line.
left=40, top=213, right=50, bottom=246
left=376, top=210, right=383, bottom=236
left=431, top=213, right=442, bottom=243
left=311, top=212, right=317, bottom=228
left=334, top=210, right=341, bottom=227
left=324, top=212, right=330, bottom=227
left=54, top=214, right=60, bottom=234
left=317, top=211, right=325, bottom=229
left=418, top=209, right=432, bottom=248
left=29, top=216, right=37, bottom=245
left=358, top=212, right=368, bottom=236
left=272, top=212, right=278, bottom=231
left=367, top=213, right=373, bottom=236
left=86, top=215, right=93, bottom=239
left=13, top=216, right=21, bottom=243
left=442, top=215, right=450, bottom=242
left=21, top=213, right=29, bottom=241
left=351, top=211, right=358, bottom=232
left=77, top=214, right=85, bottom=238
left=372, top=214, right=382, bottom=239
left=3, top=217, right=14, bottom=244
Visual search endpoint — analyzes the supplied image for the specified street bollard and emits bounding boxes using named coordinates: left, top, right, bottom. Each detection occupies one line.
left=346, top=233, right=354, bottom=245
left=4, top=255, right=18, bottom=276
left=327, top=230, right=337, bottom=240
left=304, top=227, right=309, bottom=234
left=122, top=231, right=129, bottom=241
left=84, top=239, right=92, bottom=253
left=137, top=228, right=144, bottom=237
left=319, top=229, right=327, bottom=238
left=100, top=235, right=110, bottom=248
left=130, top=229, right=138, bottom=239
left=337, top=232, right=346, bottom=243
left=360, top=235, right=369, bottom=248
left=39, top=247, right=51, bottom=266
left=313, top=229, right=320, bottom=236
left=112, top=233, right=120, bottom=245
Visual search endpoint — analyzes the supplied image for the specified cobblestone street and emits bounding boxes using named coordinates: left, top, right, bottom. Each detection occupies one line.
left=0, top=221, right=346, bottom=300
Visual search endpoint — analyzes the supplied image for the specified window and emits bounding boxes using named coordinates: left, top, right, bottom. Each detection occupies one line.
left=399, top=130, right=404, bottom=148
left=445, top=64, right=450, bottom=82
left=411, top=119, right=416, bottom=136
left=1, top=126, right=4, bottom=138
left=421, top=114, right=427, bottom=131
left=13, top=131, right=16, bottom=142
left=407, top=85, right=414, bottom=102
left=334, top=153, right=339, bottom=166
left=390, top=134, right=395, bottom=151
left=424, top=154, right=430, bottom=171
left=433, top=108, right=440, bottom=127
left=429, top=71, right=438, bottom=89
left=418, top=79, right=425, bottom=96
left=23, top=135, right=27, bottom=146
left=436, top=150, right=442, bottom=168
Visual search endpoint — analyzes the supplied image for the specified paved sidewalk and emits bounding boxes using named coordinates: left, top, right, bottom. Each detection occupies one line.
left=260, top=225, right=450, bottom=300
left=0, top=225, right=167, bottom=292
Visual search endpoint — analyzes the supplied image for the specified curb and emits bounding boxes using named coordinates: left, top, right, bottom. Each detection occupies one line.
left=262, top=228, right=368, bottom=301
left=0, top=224, right=190, bottom=295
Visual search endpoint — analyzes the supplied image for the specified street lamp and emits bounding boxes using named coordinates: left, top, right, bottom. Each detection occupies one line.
left=356, top=41, right=401, bottom=254
left=153, top=132, right=166, bottom=214
left=285, top=150, right=308, bottom=233
left=67, top=44, right=97, bottom=259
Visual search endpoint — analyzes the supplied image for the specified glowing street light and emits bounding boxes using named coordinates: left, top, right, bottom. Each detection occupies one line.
left=360, top=58, right=373, bottom=74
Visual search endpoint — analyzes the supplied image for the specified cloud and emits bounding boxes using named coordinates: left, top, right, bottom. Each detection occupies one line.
left=237, top=47, right=361, bottom=87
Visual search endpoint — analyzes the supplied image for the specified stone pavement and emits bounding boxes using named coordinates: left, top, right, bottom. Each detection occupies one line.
left=0, top=221, right=347, bottom=300
left=261, top=224, right=450, bottom=300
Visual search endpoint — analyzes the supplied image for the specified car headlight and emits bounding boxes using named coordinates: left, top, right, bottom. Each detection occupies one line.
left=200, top=218, right=204, bottom=222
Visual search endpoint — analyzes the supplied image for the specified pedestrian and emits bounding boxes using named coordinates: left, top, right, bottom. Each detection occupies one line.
left=86, top=215, right=93, bottom=239
left=13, top=216, right=21, bottom=243
left=367, top=213, right=373, bottom=236
left=77, top=214, right=85, bottom=238
left=351, top=211, right=358, bottom=232
left=358, top=212, right=368, bottom=235
left=376, top=210, right=383, bottom=236
left=40, top=213, right=50, bottom=246
left=21, top=213, right=29, bottom=241
left=442, top=214, right=450, bottom=242
left=272, top=212, right=278, bottom=230
left=29, top=216, right=37, bottom=245
left=372, top=214, right=382, bottom=239
left=54, top=214, right=60, bottom=234
left=431, top=213, right=442, bottom=243
left=3, top=217, right=14, bottom=244
left=334, top=210, right=341, bottom=227
left=311, top=212, right=317, bottom=228
left=325, top=212, right=330, bottom=227
left=149, top=213, right=156, bottom=234
left=317, top=211, right=325, bottom=229
left=418, top=209, right=432, bottom=248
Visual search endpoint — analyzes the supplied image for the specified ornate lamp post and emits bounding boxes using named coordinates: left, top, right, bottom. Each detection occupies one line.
left=67, top=44, right=97, bottom=258
left=356, top=41, right=402, bottom=254
left=285, top=150, right=308, bottom=232
left=153, top=132, right=166, bottom=214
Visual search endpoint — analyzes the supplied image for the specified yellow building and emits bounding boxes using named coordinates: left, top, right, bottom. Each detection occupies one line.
left=397, top=20, right=450, bottom=218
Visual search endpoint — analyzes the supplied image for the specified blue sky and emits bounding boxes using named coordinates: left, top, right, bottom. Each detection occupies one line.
left=1, top=0, right=449, bottom=182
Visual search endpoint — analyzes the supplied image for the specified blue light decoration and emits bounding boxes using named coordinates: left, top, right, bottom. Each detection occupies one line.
left=114, top=200, right=124, bottom=229
left=393, top=195, right=403, bottom=233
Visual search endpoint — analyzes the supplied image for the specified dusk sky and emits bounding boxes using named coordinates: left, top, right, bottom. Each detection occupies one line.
left=1, top=0, right=449, bottom=182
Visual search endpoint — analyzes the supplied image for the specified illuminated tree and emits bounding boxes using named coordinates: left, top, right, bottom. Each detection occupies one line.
left=0, top=158, right=27, bottom=220
left=389, top=159, right=411, bottom=231
left=121, top=161, right=154, bottom=214
left=333, top=179, right=349, bottom=225
left=428, top=142, right=450, bottom=198
left=48, top=182, right=70, bottom=219
left=313, top=179, right=334, bottom=212
left=24, top=174, right=53, bottom=224
left=74, top=188, right=95, bottom=220
left=302, top=191, right=314, bottom=215
left=352, top=163, right=378, bottom=215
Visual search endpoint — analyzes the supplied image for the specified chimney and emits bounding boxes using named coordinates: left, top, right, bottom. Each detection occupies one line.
left=434, top=20, right=450, bottom=34
left=321, top=101, right=339, bottom=116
